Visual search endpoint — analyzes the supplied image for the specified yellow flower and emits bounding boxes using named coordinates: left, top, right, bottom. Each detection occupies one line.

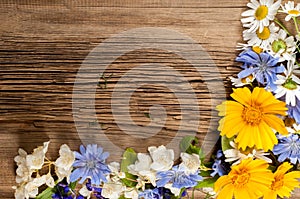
left=214, top=158, right=273, bottom=199
left=264, top=162, right=300, bottom=199
left=217, top=87, right=288, bottom=151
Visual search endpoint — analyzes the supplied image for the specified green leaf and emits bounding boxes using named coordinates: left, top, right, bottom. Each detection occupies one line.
left=121, top=172, right=138, bottom=187
left=180, top=136, right=198, bottom=152
left=69, top=181, right=77, bottom=190
left=121, top=148, right=137, bottom=172
left=118, top=195, right=129, bottom=199
left=199, top=170, right=212, bottom=177
left=35, top=187, right=55, bottom=199
left=194, top=177, right=218, bottom=189
left=221, top=136, right=234, bottom=151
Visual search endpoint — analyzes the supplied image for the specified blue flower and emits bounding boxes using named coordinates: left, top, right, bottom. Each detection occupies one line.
left=156, top=165, right=202, bottom=189
left=155, top=187, right=186, bottom=199
left=138, top=188, right=162, bottom=199
left=273, top=134, right=300, bottom=164
left=236, top=50, right=285, bottom=89
left=70, top=144, right=111, bottom=185
left=52, top=182, right=84, bottom=199
left=287, top=99, right=300, bottom=123
left=210, top=150, right=228, bottom=177
left=85, top=179, right=105, bottom=199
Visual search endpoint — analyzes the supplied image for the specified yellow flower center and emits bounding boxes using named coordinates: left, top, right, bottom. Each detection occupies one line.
left=283, top=78, right=298, bottom=90
left=271, top=176, right=284, bottom=191
left=288, top=10, right=300, bottom=16
left=252, top=46, right=263, bottom=54
left=232, top=171, right=250, bottom=188
left=241, top=74, right=254, bottom=84
left=256, top=27, right=271, bottom=40
left=255, top=5, right=268, bottom=20
left=243, top=107, right=262, bottom=125
left=272, top=39, right=287, bottom=53
left=285, top=117, right=296, bottom=127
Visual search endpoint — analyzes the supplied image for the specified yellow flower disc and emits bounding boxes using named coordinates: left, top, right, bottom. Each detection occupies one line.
left=255, top=5, right=268, bottom=20
left=288, top=10, right=300, bottom=15
left=256, top=27, right=271, bottom=40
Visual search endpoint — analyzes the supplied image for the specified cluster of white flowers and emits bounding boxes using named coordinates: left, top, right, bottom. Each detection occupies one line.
left=80, top=145, right=201, bottom=199
left=13, top=142, right=75, bottom=199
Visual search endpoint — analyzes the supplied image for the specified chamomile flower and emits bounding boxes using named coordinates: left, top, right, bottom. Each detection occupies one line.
left=237, top=43, right=264, bottom=54
left=268, top=29, right=296, bottom=62
left=241, top=0, right=281, bottom=33
left=274, top=59, right=300, bottom=106
left=230, top=75, right=254, bottom=87
left=286, top=122, right=300, bottom=134
left=243, top=22, right=279, bottom=49
left=281, top=1, right=300, bottom=21
left=223, top=141, right=272, bottom=165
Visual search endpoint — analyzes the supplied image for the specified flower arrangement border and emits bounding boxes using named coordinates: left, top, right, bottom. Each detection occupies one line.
left=13, top=1, right=300, bottom=199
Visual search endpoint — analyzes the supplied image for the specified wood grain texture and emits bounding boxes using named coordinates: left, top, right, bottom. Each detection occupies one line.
left=1, top=0, right=299, bottom=198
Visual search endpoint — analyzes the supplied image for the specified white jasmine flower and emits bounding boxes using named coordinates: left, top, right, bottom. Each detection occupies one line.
left=55, top=144, right=74, bottom=168
left=241, top=0, right=281, bottom=33
left=148, top=145, right=174, bottom=171
left=274, top=59, right=300, bottom=106
left=124, top=188, right=138, bottom=199
left=128, top=153, right=152, bottom=175
left=267, top=29, right=296, bottom=62
left=79, top=185, right=92, bottom=199
left=101, top=182, right=125, bottom=199
left=14, top=149, right=32, bottom=184
left=26, top=141, right=49, bottom=170
left=44, top=173, right=55, bottom=188
left=138, top=171, right=157, bottom=187
left=12, top=186, right=25, bottom=199
left=55, top=144, right=75, bottom=182
left=281, top=1, right=300, bottom=21
left=108, top=162, right=125, bottom=179
left=224, top=141, right=272, bottom=165
left=179, top=153, right=200, bottom=174
left=24, top=176, right=46, bottom=199
left=128, top=153, right=156, bottom=188
left=165, top=183, right=181, bottom=196
left=243, top=22, right=279, bottom=49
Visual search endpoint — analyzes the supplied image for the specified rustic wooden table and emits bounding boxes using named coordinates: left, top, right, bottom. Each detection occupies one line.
left=1, top=0, right=299, bottom=198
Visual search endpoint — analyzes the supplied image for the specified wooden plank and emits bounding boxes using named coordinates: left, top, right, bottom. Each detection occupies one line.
left=1, top=0, right=299, bottom=198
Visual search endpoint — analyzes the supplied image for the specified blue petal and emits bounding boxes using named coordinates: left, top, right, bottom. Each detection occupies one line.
left=237, top=68, right=256, bottom=79
left=79, top=145, right=86, bottom=154
left=70, top=168, right=84, bottom=182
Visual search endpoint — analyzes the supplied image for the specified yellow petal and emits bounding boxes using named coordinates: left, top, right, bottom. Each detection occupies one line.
left=230, top=87, right=252, bottom=107
left=263, top=114, right=288, bottom=135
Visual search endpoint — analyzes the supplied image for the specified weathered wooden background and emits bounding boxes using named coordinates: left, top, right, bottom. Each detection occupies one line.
left=1, top=0, right=299, bottom=198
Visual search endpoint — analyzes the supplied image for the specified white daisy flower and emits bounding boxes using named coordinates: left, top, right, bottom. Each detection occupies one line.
left=223, top=141, right=272, bottom=165
left=236, top=43, right=264, bottom=54
left=281, top=1, right=300, bottom=21
left=267, top=29, right=296, bottom=62
left=242, top=0, right=281, bottom=33
left=230, top=75, right=254, bottom=87
left=286, top=123, right=300, bottom=134
left=274, top=59, right=300, bottom=106
left=243, top=22, right=279, bottom=49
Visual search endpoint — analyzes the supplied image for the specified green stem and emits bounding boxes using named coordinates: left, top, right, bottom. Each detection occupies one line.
left=293, top=17, right=300, bottom=36
left=274, top=18, right=292, bottom=36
